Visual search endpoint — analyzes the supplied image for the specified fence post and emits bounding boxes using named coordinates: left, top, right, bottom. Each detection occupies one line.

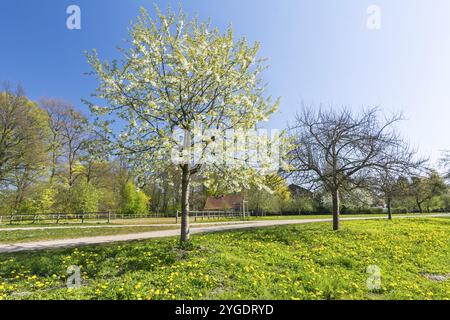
left=108, top=210, right=111, bottom=224
left=175, top=210, right=178, bottom=224
left=56, top=213, right=60, bottom=224
left=81, top=213, right=84, bottom=224
left=9, top=214, right=13, bottom=225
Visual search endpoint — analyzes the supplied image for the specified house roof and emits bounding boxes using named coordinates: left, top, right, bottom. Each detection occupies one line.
left=288, top=184, right=313, bottom=196
left=203, top=195, right=243, bottom=211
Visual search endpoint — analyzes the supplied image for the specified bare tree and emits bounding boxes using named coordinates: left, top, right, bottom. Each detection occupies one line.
left=288, top=105, right=410, bottom=230
left=371, top=170, right=420, bottom=220
left=369, top=138, right=426, bottom=219
left=40, top=99, right=89, bottom=187
left=40, top=99, right=69, bottom=183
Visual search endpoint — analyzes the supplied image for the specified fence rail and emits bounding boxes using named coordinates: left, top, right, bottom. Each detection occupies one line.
left=175, top=210, right=244, bottom=223
left=0, top=210, right=249, bottom=225
left=0, top=212, right=156, bottom=225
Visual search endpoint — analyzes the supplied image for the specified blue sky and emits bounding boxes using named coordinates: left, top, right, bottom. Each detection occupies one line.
left=0, top=0, right=449, bottom=163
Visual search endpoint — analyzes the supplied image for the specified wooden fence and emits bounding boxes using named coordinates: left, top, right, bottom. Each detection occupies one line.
left=0, top=212, right=155, bottom=225
left=147, top=212, right=176, bottom=218
left=0, top=210, right=249, bottom=225
left=176, top=210, right=244, bottom=223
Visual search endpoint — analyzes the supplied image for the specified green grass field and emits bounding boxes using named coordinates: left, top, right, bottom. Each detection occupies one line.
left=0, top=214, right=422, bottom=244
left=0, top=218, right=449, bottom=300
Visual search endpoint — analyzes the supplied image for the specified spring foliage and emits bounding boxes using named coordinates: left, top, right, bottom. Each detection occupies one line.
left=120, top=181, right=150, bottom=215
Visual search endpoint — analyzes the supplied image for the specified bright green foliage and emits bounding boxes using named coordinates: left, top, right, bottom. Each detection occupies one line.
left=0, top=218, right=448, bottom=300
left=6, top=184, right=58, bottom=215
left=33, top=185, right=57, bottom=213
left=120, top=181, right=150, bottom=215
left=247, top=175, right=292, bottom=214
left=134, top=190, right=150, bottom=215
left=15, top=199, right=37, bottom=215
left=70, top=179, right=99, bottom=213
left=0, top=89, right=50, bottom=185
left=410, top=171, right=448, bottom=213
left=0, top=87, right=51, bottom=214
left=285, top=194, right=315, bottom=214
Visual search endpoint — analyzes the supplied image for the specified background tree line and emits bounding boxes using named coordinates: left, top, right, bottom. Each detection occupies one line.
left=244, top=170, right=449, bottom=216
left=0, top=83, right=149, bottom=216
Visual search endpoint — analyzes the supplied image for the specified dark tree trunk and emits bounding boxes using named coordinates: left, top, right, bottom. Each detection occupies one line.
left=387, top=196, right=392, bottom=220
left=332, top=188, right=340, bottom=231
left=162, top=182, right=168, bottom=214
left=50, top=160, right=57, bottom=183
left=180, top=165, right=191, bottom=244
left=416, top=199, right=423, bottom=213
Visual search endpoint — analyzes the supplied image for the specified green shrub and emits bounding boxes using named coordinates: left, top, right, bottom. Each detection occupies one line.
left=17, top=199, right=37, bottom=214
left=70, top=179, right=99, bottom=213
left=120, top=181, right=150, bottom=215
left=33, top=185, right=57, bottom=213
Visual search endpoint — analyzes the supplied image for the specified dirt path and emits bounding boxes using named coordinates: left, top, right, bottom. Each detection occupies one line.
left=0, top=214, right=448, bottom=253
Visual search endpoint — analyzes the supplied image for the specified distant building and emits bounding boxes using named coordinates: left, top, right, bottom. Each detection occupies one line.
left=203, top=195, right=243, bottom=211
left=288, top=184, right=313, bottom=197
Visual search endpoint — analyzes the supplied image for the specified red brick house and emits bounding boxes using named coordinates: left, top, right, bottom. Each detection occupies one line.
left=203, top=195, right=243, bottom=211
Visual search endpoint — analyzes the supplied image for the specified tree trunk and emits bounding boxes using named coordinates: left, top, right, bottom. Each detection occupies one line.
left=50, top=160, right=57, bottom=183
left=162, top=182, right=168, bottom=214
left=332, top=188, right=340, bottom=231
left=387, top=196, right=392, bottom=220
left=416, top=199, right=423, bottom=213
left=49, top=138, right=58, bottom=183
left=180, top=165, right=191, bottom=244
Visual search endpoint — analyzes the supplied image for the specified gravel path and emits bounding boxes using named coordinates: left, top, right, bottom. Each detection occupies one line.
left=0, top=220, right=246, bottom=232
left=0, top=214, right=448, bottom=253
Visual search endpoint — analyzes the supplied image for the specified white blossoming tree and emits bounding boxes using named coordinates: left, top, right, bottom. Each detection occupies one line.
left=86, top=7, right=279, bottom=244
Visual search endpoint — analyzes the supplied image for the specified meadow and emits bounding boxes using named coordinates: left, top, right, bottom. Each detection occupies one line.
left=0, top=218, right=448, bottom=300
left=0, top=213, right=440, bottom=244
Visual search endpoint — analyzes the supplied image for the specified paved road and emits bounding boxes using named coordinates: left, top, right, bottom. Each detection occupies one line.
left=0, top=214, right=448, bottom=253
